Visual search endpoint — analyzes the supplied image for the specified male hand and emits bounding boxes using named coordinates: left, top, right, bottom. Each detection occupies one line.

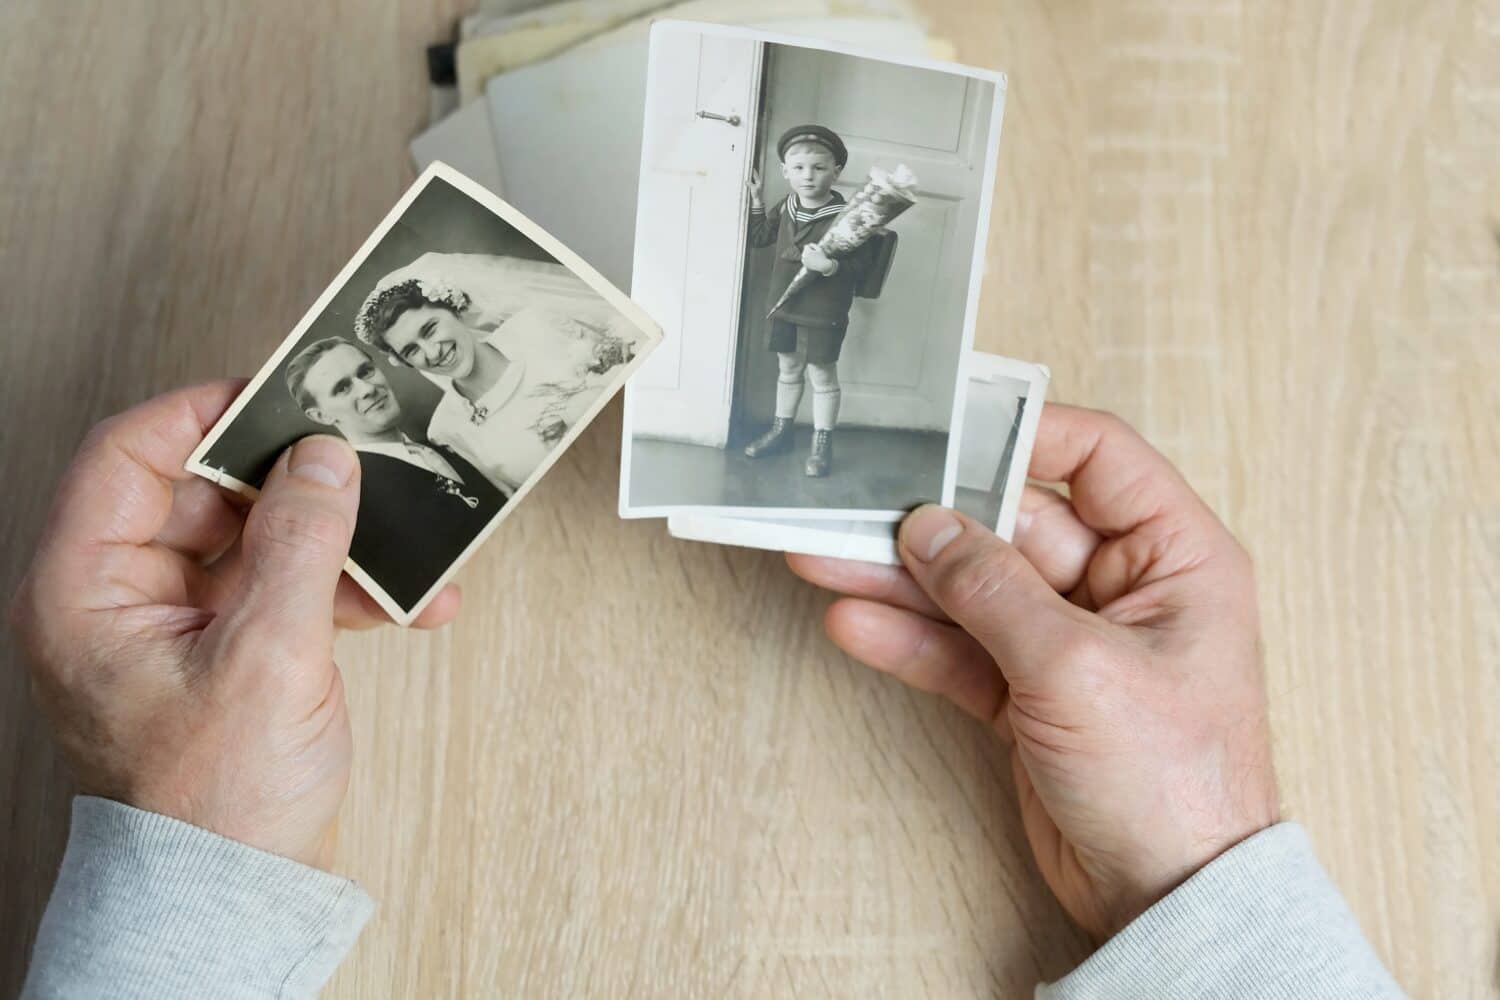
left=747, top=167, right=764, bottom=208
left=9, top=381, right=461, bottom=869
left=801, top=244, right=836, bottom=274
left=787, top=404, right=1280, bottom=940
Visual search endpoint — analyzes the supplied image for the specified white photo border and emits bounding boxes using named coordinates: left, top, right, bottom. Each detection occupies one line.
left=618, top=18, right=1009, bottom=523
left=667, top=513, right=904, bottom=564
left=186, top=161, right=663, bottom=626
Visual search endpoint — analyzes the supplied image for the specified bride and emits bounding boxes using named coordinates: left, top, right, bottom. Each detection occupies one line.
left=354, top=252, right=646, bottom=494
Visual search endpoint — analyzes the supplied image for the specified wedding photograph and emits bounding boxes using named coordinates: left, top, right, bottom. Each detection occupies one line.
left=621, top=21, right=1007, bottom=521
left=665, top=353, right=1049, bottom=563
left=189, top=163, right=660, bottom=623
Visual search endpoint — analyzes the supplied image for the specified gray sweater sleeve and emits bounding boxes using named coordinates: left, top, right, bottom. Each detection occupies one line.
left=1036, top=822, right=1405, bottom=999
left=25, top=802, right=1400, bottom=998
left=23, top=796, right=373, bottom=1000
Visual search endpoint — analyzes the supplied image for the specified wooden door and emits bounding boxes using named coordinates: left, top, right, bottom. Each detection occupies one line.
left=626, top=25, right=762, bottom=447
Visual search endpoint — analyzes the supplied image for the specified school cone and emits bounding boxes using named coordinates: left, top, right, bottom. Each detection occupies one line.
left=768, top=164, right=919, bottom=318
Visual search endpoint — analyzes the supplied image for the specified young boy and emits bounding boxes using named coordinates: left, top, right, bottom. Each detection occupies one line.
left=744, top=124, right=877, bottom=477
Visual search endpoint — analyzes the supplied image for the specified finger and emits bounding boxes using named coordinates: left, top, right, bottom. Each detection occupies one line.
left=785, top=552, right=949, bottom=620
left=1029, top=406, right=1250, bottom=618
left=47, top=380, right=247, bottom=550
left=1081, top=529, right=1252, bottom=623
left=28, top=381, right=245, bottom=612
left=409, top=584, right=462, bottom=629
left=333, top=579, right=462, bottom=631
left=331, top=577, right=397, bottom=631
left=231, top=435, right=360, bottom=644
left=897, top=505, right=1092, bottom=691
left=1027, top=404, right=1219, bottom=538
left=1013, top=485, right=1102, bottom=595
left=824, top=597, right=1010, bottom=738
left=200, top=539, right=461, bottom=632
left=155, top=476, right=246, bottom=562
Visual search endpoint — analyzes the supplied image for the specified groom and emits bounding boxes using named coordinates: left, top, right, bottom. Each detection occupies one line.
left=285, top=337, right=507, bottom=614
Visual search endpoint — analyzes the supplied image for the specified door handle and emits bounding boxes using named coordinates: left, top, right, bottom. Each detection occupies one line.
left=696, top=110, right=742, bottom=127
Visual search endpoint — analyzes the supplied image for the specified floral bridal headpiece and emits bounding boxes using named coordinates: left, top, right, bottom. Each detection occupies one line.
left=354, top=275, right=472, bottom=349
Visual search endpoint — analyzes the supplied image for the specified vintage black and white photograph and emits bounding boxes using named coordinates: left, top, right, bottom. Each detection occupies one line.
left=621, top=21, right=1006, bottom=521
left=188, top=163, right=661, bottom=624
left=665, top=353, right=1048, bottom=563
left=949, top=353, right=1048, bottom=534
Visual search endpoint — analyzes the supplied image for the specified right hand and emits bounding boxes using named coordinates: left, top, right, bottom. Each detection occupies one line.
left=747, top=167, right=763, bottom=206
left=787, top=404, right=1280, bottom=941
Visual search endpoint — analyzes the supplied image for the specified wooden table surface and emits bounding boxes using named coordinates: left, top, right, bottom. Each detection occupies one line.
left=2, top=2, right=1496, bottom=997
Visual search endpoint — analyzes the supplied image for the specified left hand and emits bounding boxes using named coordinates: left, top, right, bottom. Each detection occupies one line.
left=8, top=381, right=461, bottom=869
left=801, top=244, right=836, bottom=274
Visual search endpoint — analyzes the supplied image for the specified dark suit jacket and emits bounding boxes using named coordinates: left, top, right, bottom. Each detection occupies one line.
left=748, top=191, right=876, bottom=330
left=351, top=445, right=508, bottom=615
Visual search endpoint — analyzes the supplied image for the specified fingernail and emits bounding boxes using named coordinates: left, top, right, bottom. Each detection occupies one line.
left=1015, top=507, right=1034, bottom=536
left=289, top=435, right=356, bottom=489
left=902, top=505, right=963, bottom=562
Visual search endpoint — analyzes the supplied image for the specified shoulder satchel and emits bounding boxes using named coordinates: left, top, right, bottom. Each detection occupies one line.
left=855, top=231, right=898, bottom=299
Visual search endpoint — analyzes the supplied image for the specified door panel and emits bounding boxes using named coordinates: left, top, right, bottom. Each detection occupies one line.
left=629, top=28, right=761, bottom=445
left=815, top=59, right=969, bottom=154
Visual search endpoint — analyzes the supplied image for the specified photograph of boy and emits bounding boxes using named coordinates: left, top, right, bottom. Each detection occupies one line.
left=742, top=125, right=877, bottom=478
left=624, top=25, right=1004, bottom=518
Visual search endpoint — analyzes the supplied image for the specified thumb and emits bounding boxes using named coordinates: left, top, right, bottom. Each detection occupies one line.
left=897, top=505, right=1086, bottom=690
left=236, top=435, right=361, bottom=643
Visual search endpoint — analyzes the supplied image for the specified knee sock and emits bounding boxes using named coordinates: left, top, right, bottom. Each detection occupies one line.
left=808, top=363, right=841, bottom=430
left=774, top=352, right=807, bottom=420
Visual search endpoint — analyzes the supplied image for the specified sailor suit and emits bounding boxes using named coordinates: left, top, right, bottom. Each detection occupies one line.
left=747, top=190, right=876, bottom=364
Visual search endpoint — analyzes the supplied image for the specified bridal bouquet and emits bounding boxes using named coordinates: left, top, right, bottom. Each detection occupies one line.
left=768, top=163, right=919, bottom=318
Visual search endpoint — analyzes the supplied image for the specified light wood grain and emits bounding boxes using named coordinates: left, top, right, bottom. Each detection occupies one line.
left=2, top=1, right=1496, bottom=997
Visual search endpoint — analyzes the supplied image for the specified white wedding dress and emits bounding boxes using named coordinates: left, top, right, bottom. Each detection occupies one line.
left=368, top=252, right=647, bottom=494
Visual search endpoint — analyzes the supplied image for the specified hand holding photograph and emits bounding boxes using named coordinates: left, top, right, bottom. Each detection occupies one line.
left=187, top=163, right=662, bottom=625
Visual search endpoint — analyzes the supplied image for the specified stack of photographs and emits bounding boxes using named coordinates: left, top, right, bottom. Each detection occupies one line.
left=619, top=21, right=1047, bottom=563
left=186, top=21, right=1049, bottom=629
